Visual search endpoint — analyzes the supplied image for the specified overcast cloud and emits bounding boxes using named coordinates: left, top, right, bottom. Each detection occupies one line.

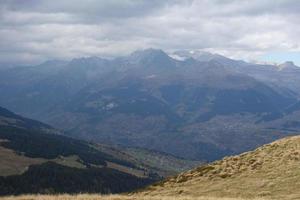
left=0, top=0, right=300, bottom=65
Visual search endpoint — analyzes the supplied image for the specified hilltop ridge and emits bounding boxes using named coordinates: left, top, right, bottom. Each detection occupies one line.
left=140, top=135, right=300, bottom=199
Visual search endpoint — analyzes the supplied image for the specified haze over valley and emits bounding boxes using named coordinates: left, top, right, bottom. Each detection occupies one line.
left=1, top=49, right=300, bottom=162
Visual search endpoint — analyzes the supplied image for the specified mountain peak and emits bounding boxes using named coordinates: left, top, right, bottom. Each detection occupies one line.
left=130, top=48, right=169, bottom=60
left=128, top=48, right=175, bottom=68
left=278, top=61, right=299, bottom=71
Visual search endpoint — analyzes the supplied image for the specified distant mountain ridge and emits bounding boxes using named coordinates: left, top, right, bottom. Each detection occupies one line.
left=0, top=49, right=300, bottom=162
left=171, top=50, right=236, bottom=62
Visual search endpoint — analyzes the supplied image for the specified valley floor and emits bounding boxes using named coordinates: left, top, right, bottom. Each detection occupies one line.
left=0, top=195, right=267, bottom=200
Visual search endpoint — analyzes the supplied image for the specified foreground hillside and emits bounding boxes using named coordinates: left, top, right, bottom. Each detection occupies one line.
left=2, top=136, right=299, bottom=199
left=138, top=135, right=300, bottom=199
left=0, top=194, right=266, bottom=200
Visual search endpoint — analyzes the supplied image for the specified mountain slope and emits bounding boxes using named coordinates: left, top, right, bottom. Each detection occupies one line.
left=141, top=135, right=300, bottom=199
left=119, top=146, right=201, bottom=177
left=0, top=105, right=201, bottom=195
left=172, top=50, right=300, bottom=97
left=1, top=106, right=183, bottom=195
left=0, top=106, right=57, bottom=133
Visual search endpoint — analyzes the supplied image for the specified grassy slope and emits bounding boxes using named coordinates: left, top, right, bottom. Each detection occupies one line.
left=139, top=136, right=300, bottom=200
left=96, top=143, right=202, bottom=177
left=0, top=125, right=156, bottom=195
left=0, top=107, right=156, bottom=195
left=0, top=106, right=200, bottom=195
left=2, top=137, right=299, bottom=199
left=0, top=125, right=191, bottom=179
left=0, top=194, right=266, bottom=200
left=0, top=105, right=200, bottom=179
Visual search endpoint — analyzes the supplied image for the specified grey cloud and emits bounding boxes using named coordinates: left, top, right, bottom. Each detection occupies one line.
left=1, top=0, right=173, bottom=19
left=0, top=0, right=299, bottom=65
left=189, top=0, right=300, bottom=17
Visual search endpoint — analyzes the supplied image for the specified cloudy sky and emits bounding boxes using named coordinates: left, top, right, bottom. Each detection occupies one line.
left=1, top=0, right=300, bottom=65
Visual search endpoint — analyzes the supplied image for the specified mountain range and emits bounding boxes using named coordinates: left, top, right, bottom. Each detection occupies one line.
left=0, top=49, right=300, bottom=162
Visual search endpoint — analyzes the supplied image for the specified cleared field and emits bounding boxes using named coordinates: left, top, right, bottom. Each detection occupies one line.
left=0, top=145, right=88, bottom=176
left=0, top=194, right=266, bottom=200
left=0, top=144, right=45, bottom=176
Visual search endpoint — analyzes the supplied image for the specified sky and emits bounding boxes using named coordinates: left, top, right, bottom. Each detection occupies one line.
left=0, top=0, right=300, bottom=66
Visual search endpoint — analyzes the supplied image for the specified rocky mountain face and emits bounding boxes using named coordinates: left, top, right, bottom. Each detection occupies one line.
left=172, top=50, right=300, bottom=97
left=141, top=135, right=300, bottom=200
left=0, top=49, right=299, bottom=161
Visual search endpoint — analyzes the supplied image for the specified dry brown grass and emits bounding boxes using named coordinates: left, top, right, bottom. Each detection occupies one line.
left=140, top=136, right=300, bottom=200
left=0, top=194, right=266, bottom=200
